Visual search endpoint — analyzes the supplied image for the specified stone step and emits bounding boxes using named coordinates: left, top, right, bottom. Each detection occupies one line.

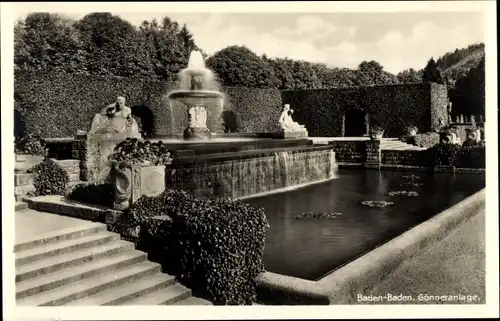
left=16, top=250, right=147, bottom=300
left=175, top=296, right=213, bottom=305
left=17, top=261, right=161, bottom=306
left=16, top=240, right=134, bottom=282
left=14, top=221, right=107, bottom=252
left=15, top=231, right=119, bottom=266
left=63, top=272, right=176, bottom=306
left=120, top=283, right=192, bottom=305
left=15, top=202, right=28, bottom=212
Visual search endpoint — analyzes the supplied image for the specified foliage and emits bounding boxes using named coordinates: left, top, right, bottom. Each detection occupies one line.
left=356, top=60, right=399, bottom=86
left=282, top=83, right=436, bottom=137
left=426, top=142, right=461, bottom=167
left=108, top=138, right=173, bottom=166
left=14, top=13, right=198, bottom=80
left=422, top=58, right=444, bottom=84
left=68, top=182, right=114, bottom=207
left=15, top=71, right=282, bottom=138
left=31, top=158, right=69, bottom=196
left=426, top=142, right=485, bottom=169
left=455, top=144, right=485, bottom=168
left=413, top=132, right=440, bottom=148
left=223, top=86, right=282, bottom=133
left=437, top=43, right=484, bottom=72
left=128, top=189, right=269, bottom=305
left=396, top=68, right=422, bottom=84
left=14, top=134, right=47, bottom=156
left=449, top=55, right=485, bottom=119
left=206, top=46, right=280, bottom=89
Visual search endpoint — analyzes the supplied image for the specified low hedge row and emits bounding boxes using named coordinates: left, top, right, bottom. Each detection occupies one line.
left=426, top=142, right=485, bottom=168
left=15, top=71, right=282, bottom=138
left=128, top=189, right=269, bottom=305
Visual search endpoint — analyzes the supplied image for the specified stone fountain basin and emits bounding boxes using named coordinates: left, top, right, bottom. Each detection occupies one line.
left=168, top=90, right=223, bottom=100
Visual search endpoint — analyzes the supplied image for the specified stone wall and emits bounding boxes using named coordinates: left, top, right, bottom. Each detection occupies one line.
left=381, top=150, right=428, bottom=167
left=429, top=82, right=450, bottom=130
left=329, top=141, right=366, bottom=163
left=166, top=145, right=337, bottom=199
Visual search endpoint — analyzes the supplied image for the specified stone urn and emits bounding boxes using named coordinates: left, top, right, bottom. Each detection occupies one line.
left=111, top=162, right=166, bottom=210
left=369, top=127, right=384, bottom=140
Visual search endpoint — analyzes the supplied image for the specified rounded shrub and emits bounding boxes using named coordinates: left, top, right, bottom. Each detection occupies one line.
left=31, top=158, right=69, bottom=196
left=128, top=189, right=269, bottom=305
left=14, top=133, right=47, bottom=156
left=413, top=132, right=440, bottom=148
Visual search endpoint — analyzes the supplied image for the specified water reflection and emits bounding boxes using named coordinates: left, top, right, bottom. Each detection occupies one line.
left=244, top=169, right=485, bottom=280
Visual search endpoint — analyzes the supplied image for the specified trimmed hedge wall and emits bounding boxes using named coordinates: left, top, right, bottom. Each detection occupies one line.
left=129, top=189, right=269, bottom=305
left=281, top=82, right=448, bottom=138
left=14, top=71, right=282, bottom=138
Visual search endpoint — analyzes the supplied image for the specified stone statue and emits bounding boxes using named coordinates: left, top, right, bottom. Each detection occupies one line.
left=188, top=106, right=208, bottom=128
left=279, top=104, right=305, bottom=131
left=89, top=96, right=140, bottom=136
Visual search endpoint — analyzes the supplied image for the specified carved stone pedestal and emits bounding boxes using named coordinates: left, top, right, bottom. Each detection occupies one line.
left=184, top=127, right=211, bottom=140
left=277, top=128, right=309, bottom=139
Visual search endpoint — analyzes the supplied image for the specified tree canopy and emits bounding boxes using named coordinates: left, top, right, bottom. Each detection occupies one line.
left=13, top=12, right=485, bottom=117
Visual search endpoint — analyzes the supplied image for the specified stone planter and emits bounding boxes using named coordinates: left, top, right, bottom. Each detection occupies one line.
left=111, top=162, right=166, bottom=211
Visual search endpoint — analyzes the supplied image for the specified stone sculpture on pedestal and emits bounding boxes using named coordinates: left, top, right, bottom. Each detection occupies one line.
left=86, top=96, right=142, bottom=181
left=278, top=104, right=308, bottom=138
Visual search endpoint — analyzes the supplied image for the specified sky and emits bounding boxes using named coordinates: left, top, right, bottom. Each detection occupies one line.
left=13, top=11, right=485, bottom=74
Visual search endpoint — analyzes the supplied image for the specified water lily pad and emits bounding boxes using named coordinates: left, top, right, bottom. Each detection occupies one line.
left=402, top=175, right=420, bottom=180
left=400, top=182, right=424, bottom=187
left=388, top=191, right=419, bottom=197
left=293, top=212, right=342, bottom=219
left=360, top=200, right=395, bottom=208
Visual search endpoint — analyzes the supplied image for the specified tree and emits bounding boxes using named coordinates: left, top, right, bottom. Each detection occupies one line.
left=288, top=60, right=321, bottom=89
left=206, top=46, right=280, bottom=88
left=356, top=60, right=399, bottom=86
left=396, top=68, right=422, bottom=84
left=450, top=55, right=485, bottom=118
left=15, top=13, right=86, bottom=72
left=422, top=58, right=444, bottom=84
left=75, top=12, right=145, bottom=76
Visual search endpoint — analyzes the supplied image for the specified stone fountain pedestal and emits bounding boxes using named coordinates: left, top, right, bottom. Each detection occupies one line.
left=184, top=127, right=211, bottom=140
left=183, top=105, right=212, bottom=140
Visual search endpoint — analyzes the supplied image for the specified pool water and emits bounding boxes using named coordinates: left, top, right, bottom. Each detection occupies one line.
left=243, top=169, right=485, bottom=280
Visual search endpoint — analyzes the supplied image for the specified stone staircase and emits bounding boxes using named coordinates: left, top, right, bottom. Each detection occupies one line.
left=15, top=209, right=212, bottom=306
left=380, top=138, right=427, bottom=151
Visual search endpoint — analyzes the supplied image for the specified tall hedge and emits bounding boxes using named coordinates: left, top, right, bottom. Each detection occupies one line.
left=14, top=71, right=282, bottom=138
left=281, top=82, right=447, bottom=138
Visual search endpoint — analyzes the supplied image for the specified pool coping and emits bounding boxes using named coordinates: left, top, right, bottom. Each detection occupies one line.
left=22, top=188, right=486, bottom=305
left=255, top=188, right=486, bottom=305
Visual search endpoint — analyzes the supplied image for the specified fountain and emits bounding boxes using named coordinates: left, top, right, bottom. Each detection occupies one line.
left=167, top=50, right=224, bottom=140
